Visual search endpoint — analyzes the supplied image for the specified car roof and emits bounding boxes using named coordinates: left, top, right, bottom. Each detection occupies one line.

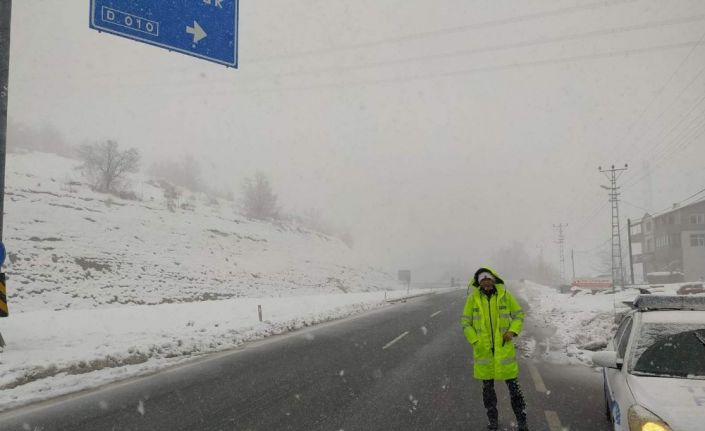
left=639, top=310, right=705, bottom=324
left=633, top=294, right=705, bottom=311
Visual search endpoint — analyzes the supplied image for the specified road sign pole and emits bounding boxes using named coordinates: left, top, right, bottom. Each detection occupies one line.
left=0, top=0, right=11, bottom=348
left=0, top=0, right=11, bottom=242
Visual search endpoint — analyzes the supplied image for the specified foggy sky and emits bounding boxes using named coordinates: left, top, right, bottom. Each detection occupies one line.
left=7, top=0, right=705, bottom=281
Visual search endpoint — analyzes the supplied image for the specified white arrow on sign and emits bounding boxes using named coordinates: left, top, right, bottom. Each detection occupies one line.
left=186, top=21, right=207, bottom=45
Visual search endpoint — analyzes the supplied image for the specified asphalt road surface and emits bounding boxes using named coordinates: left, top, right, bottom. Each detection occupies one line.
left=0, top=288, right=611, bottom=431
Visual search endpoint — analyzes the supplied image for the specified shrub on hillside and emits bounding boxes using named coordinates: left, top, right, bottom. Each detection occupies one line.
left=78, top=140, right=140, bottom=195
left=240, top=172, right=279, bottom=221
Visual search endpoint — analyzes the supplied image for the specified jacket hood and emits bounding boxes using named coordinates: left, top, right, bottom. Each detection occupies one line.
left=471, top=267, right=505, bottom=288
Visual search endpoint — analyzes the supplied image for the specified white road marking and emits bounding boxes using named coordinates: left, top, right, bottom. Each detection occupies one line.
left=544, top=410, right=563, bottom=431
left=430, top=310, right=442, bottom=318
left=528, top=362, right=548, bottom=393
left=382, top=331, right=410, bottom=350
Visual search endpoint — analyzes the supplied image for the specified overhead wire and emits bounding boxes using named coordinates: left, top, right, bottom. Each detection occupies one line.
left=31, top=0, right=643, bottom=85
left=615, top=79, right=705, bottom=192
left=247, top=0, right=643, bottom=62
left=192, top=40, right=705, bottom=97
left=622, top=99, right=705, bottom=190
left=615, top=25, right=705, bottom=162
left=610, top=51, right=705, bottom=188
left=277, top=14, right=705, bottom=78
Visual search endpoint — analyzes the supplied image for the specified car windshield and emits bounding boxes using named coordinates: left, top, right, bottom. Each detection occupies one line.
left=631, top=323, right=705, bottom=378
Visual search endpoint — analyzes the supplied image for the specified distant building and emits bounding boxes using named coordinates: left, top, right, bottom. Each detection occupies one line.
left=631, top=199, right=705, bottom=282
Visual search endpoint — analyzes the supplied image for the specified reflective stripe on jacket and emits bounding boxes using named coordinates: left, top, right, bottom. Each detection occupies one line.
left=460, top=267, right=525, bottom=380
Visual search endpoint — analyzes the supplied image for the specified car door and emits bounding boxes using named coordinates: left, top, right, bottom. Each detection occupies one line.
left=606, top=315, right=635, bottom=430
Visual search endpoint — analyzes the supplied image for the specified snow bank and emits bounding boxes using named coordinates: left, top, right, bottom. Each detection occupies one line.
left=515, top=281, right=616, bottom=366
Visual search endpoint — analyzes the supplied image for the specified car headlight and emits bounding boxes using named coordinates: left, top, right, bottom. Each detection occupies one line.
left=628, top=405, right=672, bottom=431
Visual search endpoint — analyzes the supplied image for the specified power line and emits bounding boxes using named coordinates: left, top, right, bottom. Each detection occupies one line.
left=622, top=102, right=705, bottom=190
left=630, top=88, right=705, bottom=167
left=248, top=0, right=643, bottom=62
left=679, top=187, right=705, bottom=206
left=615, top=57, right=705, bottom=171
left=574, top=225, right=628, bottom=254
left=19, top=0, right=645, bottom=85
left=191, top=39, right=705, bottom=97
left=571, top=200, right=610, bottom=237
left=615, top=25, right=705, bottom=161
left=279, top=14, right=705, bottom=78
left=618, top=84, right=705, bottom=190
left=640, top=186, right=705, bottom=219
left=622, top=199, right=652, bottom=213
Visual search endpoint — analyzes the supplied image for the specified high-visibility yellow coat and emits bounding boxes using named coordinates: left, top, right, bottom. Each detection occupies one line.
left=461, top=267, right=525, bottom=380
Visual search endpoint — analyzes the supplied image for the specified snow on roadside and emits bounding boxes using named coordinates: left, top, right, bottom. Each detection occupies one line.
left=514, top=281, right=616, bottom=366
left=0, top=289, right=438, bottom=412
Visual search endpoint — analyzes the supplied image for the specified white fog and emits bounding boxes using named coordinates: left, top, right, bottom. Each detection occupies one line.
left=0, top=1, right=704, bottom=430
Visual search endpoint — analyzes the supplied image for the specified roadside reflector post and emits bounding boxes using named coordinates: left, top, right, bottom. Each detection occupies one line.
left=258, top=304, right=262, bottom=322
left=0, top=272, right=7, bottom=348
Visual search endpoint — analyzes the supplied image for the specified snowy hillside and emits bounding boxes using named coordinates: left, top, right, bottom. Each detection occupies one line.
left=3, top=151, right=397, bottom=313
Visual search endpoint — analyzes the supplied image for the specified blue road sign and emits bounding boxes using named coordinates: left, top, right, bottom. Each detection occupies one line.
left=0, top=242, right=5, bottom=267
left=90, top=0, right=238, bottom=67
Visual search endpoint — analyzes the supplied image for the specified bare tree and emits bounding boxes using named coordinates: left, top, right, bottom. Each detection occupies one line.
left=78, top=140, right=140, bottom=194
left=241, top=172, right=279, bottom=220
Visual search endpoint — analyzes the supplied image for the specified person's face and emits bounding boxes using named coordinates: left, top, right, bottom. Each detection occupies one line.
left=479, top=277, right=495, bottom=290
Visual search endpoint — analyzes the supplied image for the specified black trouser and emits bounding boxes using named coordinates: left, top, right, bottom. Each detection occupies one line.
left=482, top=379, right=527, bottom=425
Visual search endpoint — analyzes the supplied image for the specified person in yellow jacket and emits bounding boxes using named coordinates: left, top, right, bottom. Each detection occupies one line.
left=461, top=267, right=528, bottom=431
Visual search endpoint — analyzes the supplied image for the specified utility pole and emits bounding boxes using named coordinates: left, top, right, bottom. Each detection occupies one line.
left=599, top=164, right=628, bottom=292
left=627, top=218, right=635, bottom=285
left=571, top=248, right=576, bottom=281
left=0, top=0, right=11, bottom=348
left=553, top=223, right=567, bottom=284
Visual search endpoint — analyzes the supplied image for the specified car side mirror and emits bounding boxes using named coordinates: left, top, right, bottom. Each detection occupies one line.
left=592, top=351, right=622, bottom=369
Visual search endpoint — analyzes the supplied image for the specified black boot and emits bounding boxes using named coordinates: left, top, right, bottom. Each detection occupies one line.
left=483, top=380, right=499, bottom=430
left=487, top=416, right=499, bottom=430
left=506, top=379, right=528, bottom=431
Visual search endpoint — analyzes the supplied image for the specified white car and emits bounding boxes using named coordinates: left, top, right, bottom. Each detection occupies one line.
left=592, top=295, right=705, bottom=431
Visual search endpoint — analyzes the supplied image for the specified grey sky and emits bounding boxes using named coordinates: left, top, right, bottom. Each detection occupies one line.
left=7, top=0, right=705, bottom=280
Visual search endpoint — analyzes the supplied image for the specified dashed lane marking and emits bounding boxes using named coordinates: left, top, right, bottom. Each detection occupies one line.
left=528, top=362, right=548, bottom=393
left=382, top=331, right=410, bottom=350
left=430, top=311, right=442, bottom=318
left=544, top=410, right=563, bottom=431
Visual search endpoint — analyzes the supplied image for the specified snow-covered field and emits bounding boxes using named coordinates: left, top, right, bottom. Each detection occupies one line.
left=0, top=150, right=432, bottom=411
